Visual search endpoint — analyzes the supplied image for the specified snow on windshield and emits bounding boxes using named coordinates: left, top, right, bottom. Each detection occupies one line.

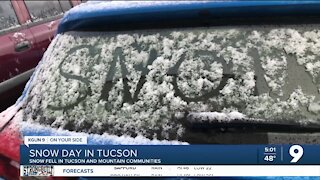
left=23, top=25, right=320, bottom=140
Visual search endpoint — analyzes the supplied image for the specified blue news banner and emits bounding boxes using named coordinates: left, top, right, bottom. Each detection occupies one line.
left=20, top=145, right=320, bottom=165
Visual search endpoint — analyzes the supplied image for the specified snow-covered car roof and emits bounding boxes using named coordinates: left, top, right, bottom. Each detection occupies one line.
left=57, top=1, right=320, bottom=34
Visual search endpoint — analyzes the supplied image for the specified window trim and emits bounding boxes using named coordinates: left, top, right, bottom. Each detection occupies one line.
left=0, top=24, right=28, bottom=36
left=25, top=14, right=63, bottom=29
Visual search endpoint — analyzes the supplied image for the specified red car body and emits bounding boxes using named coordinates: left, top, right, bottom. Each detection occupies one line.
left=0, top=1, right=82, bottom=179
left=0, top=0, right=82, bottom=112
left=0, top=105, right=21, bottom=180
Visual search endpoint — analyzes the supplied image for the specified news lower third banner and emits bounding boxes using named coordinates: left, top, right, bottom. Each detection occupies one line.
left=20, top=136, right=320, bottom=177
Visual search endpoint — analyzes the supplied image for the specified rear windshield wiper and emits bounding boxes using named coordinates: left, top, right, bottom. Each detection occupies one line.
left=182, top=112, right=320, bottom=133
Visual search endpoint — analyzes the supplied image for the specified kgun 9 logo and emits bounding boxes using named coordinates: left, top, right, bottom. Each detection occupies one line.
left=289, top=145, right=304, bottom=163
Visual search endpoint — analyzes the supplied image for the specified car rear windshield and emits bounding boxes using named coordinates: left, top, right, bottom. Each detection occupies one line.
left=23, top=25, right=320, bottom=140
